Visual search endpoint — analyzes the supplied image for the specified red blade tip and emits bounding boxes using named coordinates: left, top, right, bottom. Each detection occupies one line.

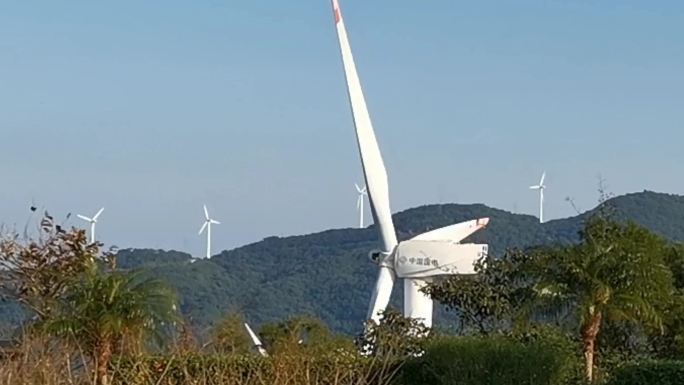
left=332, top=0, right=341, bottom=24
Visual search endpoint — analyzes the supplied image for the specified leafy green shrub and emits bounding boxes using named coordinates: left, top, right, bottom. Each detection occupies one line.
left=511, top=326, right=584, bottom=384
left=607, top=360, right=684, bottom=385
left=399, top=335, right=577, bottom=385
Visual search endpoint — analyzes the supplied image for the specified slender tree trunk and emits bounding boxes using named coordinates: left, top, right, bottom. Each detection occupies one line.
left=95, top=340, right=113, bottom=385
left=581, top=310, right=603, bottom=383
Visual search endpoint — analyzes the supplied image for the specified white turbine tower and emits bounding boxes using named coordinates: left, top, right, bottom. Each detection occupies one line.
left=529, top=171, right=546, bottom=223
left=244, top=323, right=269, bottom=357
left=330, top=0, right=489, bottom=329
left=77, top=207, right=104, bottom=243
left=355, top=183, right=367, bottom=228
left=198, top=205, right=220, bottom=259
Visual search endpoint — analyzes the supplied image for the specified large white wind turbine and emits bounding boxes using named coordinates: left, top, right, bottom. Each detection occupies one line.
left=529, top=171, right=546, bottom=223
left=330, top=0, right=489, bottom=329
left=77, top=207, right=104, bottom=243
left=244, top=323, right=269, bottom=357
left=355, top=183, right=367, bottom=228
left=198, top=205, right=220, bottom=259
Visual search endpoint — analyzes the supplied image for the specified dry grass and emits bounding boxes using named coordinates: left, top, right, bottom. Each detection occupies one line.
left=0, top=337, right=91, bottom=385
left=0, top=337, right=401, bottom=385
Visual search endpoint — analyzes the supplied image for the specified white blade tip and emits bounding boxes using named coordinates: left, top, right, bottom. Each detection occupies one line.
left=93, top=207, right=104, bottom=220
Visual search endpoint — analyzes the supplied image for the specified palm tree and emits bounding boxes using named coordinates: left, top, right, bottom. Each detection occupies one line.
left=45, top=268, right=178, bottom=385
left=531, top=217, right=673, bottom=383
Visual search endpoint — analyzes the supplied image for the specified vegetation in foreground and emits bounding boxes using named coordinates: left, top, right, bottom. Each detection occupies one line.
left=0, top=195, right=683, bottom=384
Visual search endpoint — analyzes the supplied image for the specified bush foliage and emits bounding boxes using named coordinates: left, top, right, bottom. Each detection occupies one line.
left=607, top=360, right=684, bottom=385
left=399, top=335, right=577, bottom=385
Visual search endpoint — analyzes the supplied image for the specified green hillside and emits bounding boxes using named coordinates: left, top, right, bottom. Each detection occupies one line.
left=108, top=190, right=684, bottom=336
left=6, top=191, right=684, bottom=336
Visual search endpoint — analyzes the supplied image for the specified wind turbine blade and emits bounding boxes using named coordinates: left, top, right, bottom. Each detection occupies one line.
left=93, top=207, right=104, bottom=220
left=331, top=0, right=397, bottom=253
left=203, top=205, right=209, bottom=220
left=529, top=185, right=540, bottom=190
left=244, top=323, right=269, bottom=357
left=355, top=183, right=362, bottom=193
left=76, top=214, right=92, bottom=222
left=410, top=218, right=489, bottom=243
left=244, top=323, right=263, bottom=346
left=357, top=195, right=362, bottom=210
left=210, top=219, right=221, bottom=225
left=367, top=267, right=396, bottom=323
left=198, top=222, right=208, bottom=235
left=539, top=171, right=546, bottom=186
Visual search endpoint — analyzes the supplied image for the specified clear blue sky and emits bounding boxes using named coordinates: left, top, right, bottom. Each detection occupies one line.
left=1, top=0, right=682, bottom=255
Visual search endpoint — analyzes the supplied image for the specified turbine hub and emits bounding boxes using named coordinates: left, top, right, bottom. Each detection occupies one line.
left=368, top=249, right=382, bottom=264
left=368, top=249, right=394, bottom=268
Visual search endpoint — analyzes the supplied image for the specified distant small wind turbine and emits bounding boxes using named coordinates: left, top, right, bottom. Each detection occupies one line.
left=77, top=207, right=104, bottom=243
left=198, top=205, right=220, bottom=259
left=355, top=183, right=367, bottom=228
left=244, top=323, right=268, bottom=357
left=529, top=172, right=547, bottom=223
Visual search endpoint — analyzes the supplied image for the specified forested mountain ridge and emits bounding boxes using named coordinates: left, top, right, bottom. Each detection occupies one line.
left=6, top=190, right=684, bottom=336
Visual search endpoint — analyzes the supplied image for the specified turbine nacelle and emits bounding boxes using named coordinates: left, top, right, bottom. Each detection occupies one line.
left=394, top=241, right=487, bottom=278
left=369, top=243, right=487, bottom=277
left=368, top=217, right=489, bottom=277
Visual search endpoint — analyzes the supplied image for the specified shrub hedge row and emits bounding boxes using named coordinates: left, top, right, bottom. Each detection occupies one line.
left=608, top=360, right=684, bottom=385
left=398, top=335, right=578, bottom=385
left=109, top=337, right=684, bottom=385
